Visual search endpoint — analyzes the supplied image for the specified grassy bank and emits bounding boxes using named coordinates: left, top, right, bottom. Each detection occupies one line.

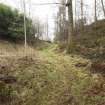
left=0, top=44, right=105, bottom=105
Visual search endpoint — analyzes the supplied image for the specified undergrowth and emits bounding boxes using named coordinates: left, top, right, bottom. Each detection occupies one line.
left=0, top=44, right=105, bottom=105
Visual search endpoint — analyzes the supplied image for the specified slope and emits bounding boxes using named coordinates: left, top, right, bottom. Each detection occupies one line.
left=0, top=44, right=105, bottom=105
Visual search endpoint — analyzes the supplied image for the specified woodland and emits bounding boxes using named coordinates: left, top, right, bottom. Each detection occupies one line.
left=0, top=0, right=105, bottom=105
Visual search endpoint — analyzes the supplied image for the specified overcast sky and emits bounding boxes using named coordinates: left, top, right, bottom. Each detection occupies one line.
left=0, top=0, right=105, bottom=40
left=0, top=0, right=93, bottom=20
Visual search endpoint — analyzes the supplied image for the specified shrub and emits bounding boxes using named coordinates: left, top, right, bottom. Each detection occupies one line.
left=0, top=3, right=36, bottom=42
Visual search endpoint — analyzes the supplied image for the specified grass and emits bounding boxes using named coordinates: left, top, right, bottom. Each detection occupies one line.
left=0, top=42, right=105, bottom=105
left=0, top=40, right=37, bottom=57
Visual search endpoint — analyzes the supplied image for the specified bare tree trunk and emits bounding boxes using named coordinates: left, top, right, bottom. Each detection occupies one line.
left=81, top=0, right=84, bottom=28
left=67, top=0, right=74, bottom=53
left=74, top=0, right=77, bottom=27
left=61, top=0, right=66, bottom=42
left=101, top=0, right=105, bottom=17
left=94, top=0, right=97, bottom=22
left=46, top=17, right=49, bottom=40
left=23, top=0, right=27, bottom=54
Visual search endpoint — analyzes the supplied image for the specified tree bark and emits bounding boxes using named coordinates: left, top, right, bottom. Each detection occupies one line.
left=101, top=0, right=105, bottom=17
left=94, top=0, right=97, bottom=22
left=81, top=0, right=84, bottom=27
left=67, top=0, right=74, bottom=53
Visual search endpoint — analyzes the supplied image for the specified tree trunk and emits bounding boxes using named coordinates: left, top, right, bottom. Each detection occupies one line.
left=101, top=0, right=105, bottom=17
left=94, top=0, right=97, bottom=22
left=74, top=0, right=77, bottom=28
left=81, top=0, right=84, bottom=28
left=67, top=0, right=74, bottom=53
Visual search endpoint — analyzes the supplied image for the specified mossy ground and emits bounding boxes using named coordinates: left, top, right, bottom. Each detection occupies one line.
left=0, top=44, right=105, bottom=105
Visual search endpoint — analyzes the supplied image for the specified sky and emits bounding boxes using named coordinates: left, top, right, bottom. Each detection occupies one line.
left=0, top=0, right=105, bottom=40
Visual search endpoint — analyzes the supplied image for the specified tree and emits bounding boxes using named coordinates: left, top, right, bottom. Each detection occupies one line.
left=0, top=3, right=43, bottom=43
left=66, top=0, right=74, bottom=53
left=101, top=0, right=105, bottom=17
left=81, top=0, right=84, bottom=28
left=94, top=0, right=97, bottom=22
left=54, top=0, right=67, bottom=43
left=0, top=3, right=14, bottom=38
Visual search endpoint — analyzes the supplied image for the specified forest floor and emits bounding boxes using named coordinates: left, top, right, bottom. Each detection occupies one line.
left=0, top=43, right=105, bottom=105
